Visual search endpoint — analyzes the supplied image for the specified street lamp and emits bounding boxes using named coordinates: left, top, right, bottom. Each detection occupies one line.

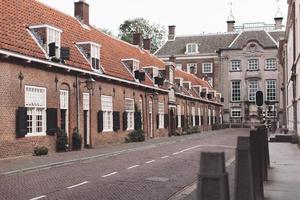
left=84, top=77, right=96, bottom=91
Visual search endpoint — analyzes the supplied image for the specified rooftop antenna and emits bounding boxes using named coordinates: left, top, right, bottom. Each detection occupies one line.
left=275, top=0, right=283, bottom=18
left=227, top=1, right=235, bottom=21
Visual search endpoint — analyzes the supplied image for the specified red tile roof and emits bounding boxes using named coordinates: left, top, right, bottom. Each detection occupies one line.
left=0, top=0, right=166, bottom=86
left=174, top=69, right=213, bottom=90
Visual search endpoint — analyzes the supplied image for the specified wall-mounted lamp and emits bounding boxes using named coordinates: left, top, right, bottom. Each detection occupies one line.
left=18, top=71, right=24, bottom=89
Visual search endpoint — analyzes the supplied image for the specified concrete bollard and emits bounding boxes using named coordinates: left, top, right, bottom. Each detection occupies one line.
left=197, top=152, right=229, bottom=200
left=256, top=127, right=268, bottom=181
left=260, top=126, right=270, bottom=167
left=234, top=137, right=255, bottom=200
left=250, top=130, right=264, bottom=200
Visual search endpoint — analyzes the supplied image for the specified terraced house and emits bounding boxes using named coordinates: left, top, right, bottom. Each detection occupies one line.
left=155, top=10, right=285, bottom=128
left=0, top=0, right=222, bottom=158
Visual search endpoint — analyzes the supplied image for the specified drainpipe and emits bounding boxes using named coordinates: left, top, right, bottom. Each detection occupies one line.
left=76, top=74, right=80, bottom=132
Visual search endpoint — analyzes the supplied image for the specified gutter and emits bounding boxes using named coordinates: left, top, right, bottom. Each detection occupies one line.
left=175, top=92, right=223, bottom=107
left=0, top=49, right=168, bottom=93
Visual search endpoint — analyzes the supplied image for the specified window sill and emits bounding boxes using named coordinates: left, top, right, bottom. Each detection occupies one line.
left=126, top=128, right=134, bottom=131
left=246, top=69, right=260, bottom=72
left=103, top=129, right=113, bottom=133
left=229, top=70, right=242, bottom=72
left=26, top=133, right=47, bottom=137
left=264, top=69, right=277, bottom=71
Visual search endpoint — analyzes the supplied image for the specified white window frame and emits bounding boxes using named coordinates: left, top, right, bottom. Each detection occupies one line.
left=185, top=43, right=198, bottom=54
left=158, top=103, right=164, bottom=128
left=248, top=59, right=259, bottom=70
left=60, top=90, right=69, bottom=136
left=76, top=42, right=101, bottom=71
left=198, top=108, right=201, bottom=126
left=187, top=63, right=197, bottom=74
left=231, top=60, right=241, bottom=71
left=208, top=109, right=211, bottom=125
left=231, top=80, right=241, bottom=102
left=207, top=77, right=213, bottom=87
left=265, top=58, right=277, bottom=70
left=202, top=63, right=213, bottom=73
left=231, top=108, right=241, bottom=118
left=125, top=98, right=135, bottom=130
left=248, top=80, right=258, bottom=102
left=192, top=107, right=196, bottom=126
left=101, top=95, right=113, bottom=132
left=266, top=80, right=276, bottom=101
left=25, top=85, right=47, bottom=137
left=177, top=105, right=181, bottom=128
left=47, top=27, right=61, bottom=58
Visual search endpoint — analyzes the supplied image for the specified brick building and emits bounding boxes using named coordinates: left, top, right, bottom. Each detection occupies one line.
left=155, top=9, right=285, bottom=127
left=0, top=0, right=222, bottom=158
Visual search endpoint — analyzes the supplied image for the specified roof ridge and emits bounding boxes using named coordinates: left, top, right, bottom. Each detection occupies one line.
left=264, top=30, right=279, bottom=47
left=175, top=32, right=238, bottom=38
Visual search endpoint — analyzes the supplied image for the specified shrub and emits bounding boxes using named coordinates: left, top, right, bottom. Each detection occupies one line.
left=56, top=128, right=68, bottom=152
left=33, top=146, right=48, bottom=156
left=125, top=130, right=145, bottom=143
left=72, top=128, right=82, bottom=150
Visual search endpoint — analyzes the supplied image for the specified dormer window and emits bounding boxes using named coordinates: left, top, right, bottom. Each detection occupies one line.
left=29, top=25, right=62, bottom=59
left=183, top=81, right=191, bottom=90
left=76, top=42, right=101, bottom=71
left=185, top=43, right=198, bottom=54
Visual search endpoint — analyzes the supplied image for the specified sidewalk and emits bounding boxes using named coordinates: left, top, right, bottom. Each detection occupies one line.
left=264, top=142, right=300, bottom=200
left=0, top=131, right=220, bottom=176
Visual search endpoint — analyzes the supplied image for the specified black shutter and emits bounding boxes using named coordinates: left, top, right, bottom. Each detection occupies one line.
left=48, top=42, right=56, bottom=57
left=134, top=112, right=142, bottom=130
left=176, top=115, right=178, bottom=128
left=60, top=47, right=70, bottom=60
left=123, top=111, right=127, bottom=131
left=181, top=115, right=185, bottom=128
left=46, top=108, right=57, bottom=135
left=16, top=107, right=27, bottom=138
left=156, top=114, right=159, bottom=129
left=195, top=116, right=199, bottom=126
left=164, top=114, right=169, bottom=128
left=98, top=111, right=103, bottom=132
left=201, top=116, right=204, bottom=125
left=113, top=111, right=120, bottom=132
left=191, top=116, right=193, bottom=126
left=139, top=72, right=145, bottom=81
left=134, top=70, right=140, bottom=79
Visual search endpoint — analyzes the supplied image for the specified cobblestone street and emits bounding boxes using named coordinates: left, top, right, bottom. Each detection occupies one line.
left=0, top=129, right=248, bottom=200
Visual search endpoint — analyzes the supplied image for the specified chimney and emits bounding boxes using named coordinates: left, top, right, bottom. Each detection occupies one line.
left=74, top=0, right=89, bottom=25
left=143, top=38, right=151, bottom=51
left=168, top=25, right=176, bottom=40
left=169, top=55, right=176, bottom=63
left=227, top=20, right=235, bottom=32
left=274, top=17, right=283, bottom=30
left=133, top=32, right=142, bottom=47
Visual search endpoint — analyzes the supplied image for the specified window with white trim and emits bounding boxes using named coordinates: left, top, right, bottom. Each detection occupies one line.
left=202, top=63, right=213, bottom=73
left=231, top=80, right=241, bottom=101
left=248, top=80, right=258, bottom=101
left=176, top=64, right=182, bottom=70
left=212, top=110, right=216, bottom=124
left=25, top=86, right=47, bottom=136
left=266, top=105, right=277, bottom=117
left=231, top=60, right=241, bottom=71
left=266, top=80, right=276, bottom=101
left=101, top=95, right=113, bottom=132
left=248, top=59, right=259, bottom=70
left=186, top=43, right=198, bottom=54
left=48, top=28, right=61, bottom=58
left=207, top=77, right=213, bottom=87
left=125, top=98, right=134, bottom=130
left=265, top=58, right=277, bottom=70
left=60, top=90, right=69, bottom=135
left=91, top=44, right=100, bottom=70
left=177, top=105, right=181, bottom=128
left=231, top=108, right=241, bottom=118
left=187, top=63, right=197, bottom=74
left=192, top=107, right=196, bottom=126
left=158, top=103, right=164, bottom=128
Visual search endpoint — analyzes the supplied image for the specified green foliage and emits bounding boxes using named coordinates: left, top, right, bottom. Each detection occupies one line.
left=56, top=128, right=68, bottom=152
left=72, top=127, right=82, bottom=151
left=118, top=17, right=166, bottom=53
left=100, top=28, right=114, bottom=36
left=125, top=130, right=145, bottom=143
left=33, top=146, right=48, bottom=156
left=186, top=126, right=200, bottom=135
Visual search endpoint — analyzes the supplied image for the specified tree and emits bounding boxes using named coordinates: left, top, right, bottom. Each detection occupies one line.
left=118, top=18, right=166, bottom=53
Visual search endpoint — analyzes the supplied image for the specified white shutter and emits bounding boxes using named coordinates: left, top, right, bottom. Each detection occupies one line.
left=83, top=93, right=90, bottom=111
left=25, top=86, right=46, bottom=108
left=101, top=95, right=113, bottom=111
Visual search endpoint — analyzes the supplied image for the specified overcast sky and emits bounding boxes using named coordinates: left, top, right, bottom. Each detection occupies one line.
left=40, top=0, right=288, bottom=36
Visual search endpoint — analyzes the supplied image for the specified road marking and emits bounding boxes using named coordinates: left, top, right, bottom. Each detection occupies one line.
left=172, top=152, right=182, bottom=155
left=180, top=145, right=202, bottom=153
left=102, top=172, right=118, bottom=178
left=161, top=155, right=169, bottom=159
left=67, top=181, right=89, bottom=189
left=127, top=165, right=140, bottom=170
left=145, top=160, right=155, bottom=164
left=30, top=196, right=46, bottom=200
